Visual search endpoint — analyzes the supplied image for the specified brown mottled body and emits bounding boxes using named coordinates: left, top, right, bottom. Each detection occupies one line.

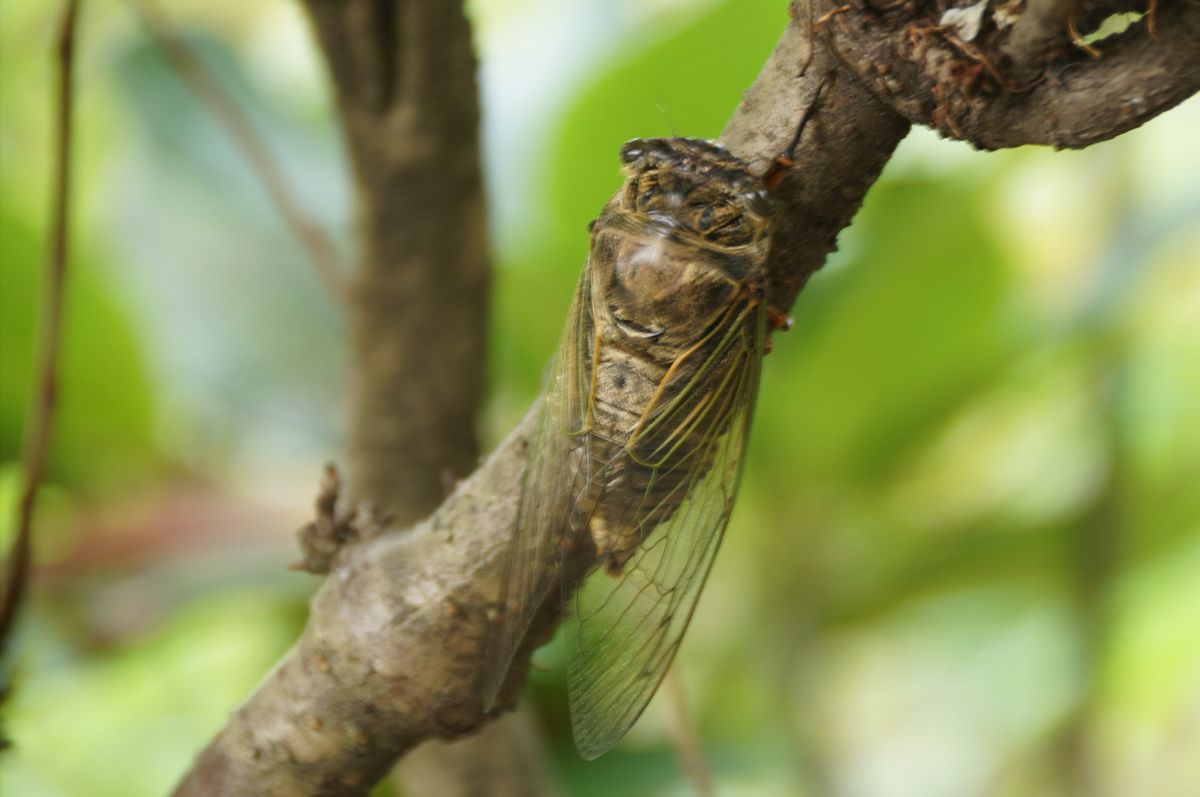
left=486, top=137, right=774, bottom=759
left=578, top=141, right=771, bottom=573
left=581, top=249, right=758, bottom=572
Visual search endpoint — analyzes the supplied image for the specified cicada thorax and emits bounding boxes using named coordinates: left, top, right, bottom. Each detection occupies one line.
left=573, top=138, right=774, bottom=575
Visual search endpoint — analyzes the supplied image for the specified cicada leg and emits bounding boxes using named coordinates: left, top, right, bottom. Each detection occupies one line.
left=744, top=277, right=792, bottom=355
left=763, top=306, right=793, bottom=355
left=767, top=305, right=793, bottom=332
left=760, top=73, right=835, bottom=190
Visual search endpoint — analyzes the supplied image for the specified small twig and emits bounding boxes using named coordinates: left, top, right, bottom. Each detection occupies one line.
left=944, top=31, right=1021, bottom=92
left=0, top=0, right=82, bottom=663
left=292, top=464, right=392, bottom=574
left=813, top=4, right=852, bottom=32
left=129, top=0, right=347, bottom=305
left=663, top=668, right=715, bottom=797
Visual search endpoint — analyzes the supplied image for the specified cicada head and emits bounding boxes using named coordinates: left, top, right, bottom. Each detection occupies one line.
left=588, top=138, right=771, bottom=352
left=617, top=138, right=773, bottom=250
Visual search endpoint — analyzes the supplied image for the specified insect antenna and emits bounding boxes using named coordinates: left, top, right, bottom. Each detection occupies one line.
left=654, top=102, right=679, bottom=137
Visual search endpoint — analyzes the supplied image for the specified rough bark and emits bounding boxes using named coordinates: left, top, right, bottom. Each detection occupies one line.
left=819, top=0, right=1200, bottom=149
left=1002, top=0, right=1083, bottom=82
left=174, top=0, right=1198, bottom=793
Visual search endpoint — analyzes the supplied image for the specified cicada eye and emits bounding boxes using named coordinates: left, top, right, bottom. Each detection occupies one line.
left=743, top=189, right=773, bottom=217
left=620, top=141, right=646, bottom=165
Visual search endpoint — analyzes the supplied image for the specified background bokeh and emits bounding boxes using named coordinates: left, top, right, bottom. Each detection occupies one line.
left=2, top=1, right=1198, bottom=795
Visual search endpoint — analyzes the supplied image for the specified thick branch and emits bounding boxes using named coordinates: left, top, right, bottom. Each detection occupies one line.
left=821, top=0, right=1200, bottom=149
left=174, top=413, right=530, bottom=796
left=722, top=13, right=909, bottom=308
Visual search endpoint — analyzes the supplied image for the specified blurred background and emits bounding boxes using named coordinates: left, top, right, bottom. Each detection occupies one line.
left=1, top=0, right=1198, bottom=795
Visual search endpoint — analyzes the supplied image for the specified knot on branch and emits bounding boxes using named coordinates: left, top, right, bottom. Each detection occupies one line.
left=813, top=0, right=1196, bottom=149
left=292, top=464, right=393, bottom=574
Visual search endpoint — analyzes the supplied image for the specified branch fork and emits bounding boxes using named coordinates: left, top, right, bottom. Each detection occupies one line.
left=292, top=465, right=394, bottom=575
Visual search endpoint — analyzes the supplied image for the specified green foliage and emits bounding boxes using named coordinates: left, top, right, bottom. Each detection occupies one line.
left=761, top=176, right=1018, bottom=481
left=4, top=590, right=303, bottom=796
left=0, top=204, right=157, bottom=492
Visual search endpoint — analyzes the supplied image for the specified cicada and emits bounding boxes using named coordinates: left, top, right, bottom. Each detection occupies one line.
left=484, top=137, right=784, bottom=759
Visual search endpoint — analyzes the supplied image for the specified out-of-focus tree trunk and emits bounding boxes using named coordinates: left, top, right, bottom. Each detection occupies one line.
left=301, top=0, right=488, bottom=518
left=299, top=2, right=555, bottom=795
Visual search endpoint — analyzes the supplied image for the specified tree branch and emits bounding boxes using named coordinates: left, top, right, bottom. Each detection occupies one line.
left=820, top=0, right=1200, bottom=149
left=300, top=0, right=490, bottom=522
left=175, top=0, right=1199, bottom=792
left=292, top=2, right=536, bottom=795
left=723, top=9, right=909, bottom=308
left=0, top=0, right=81, bottom=669
left=173, top=413, right=530, bottom=795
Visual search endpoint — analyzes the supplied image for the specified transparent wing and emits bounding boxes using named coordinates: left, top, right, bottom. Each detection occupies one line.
left=482, top=264, right=594, bottom=708
left=566, top=300, right=764, bottom=759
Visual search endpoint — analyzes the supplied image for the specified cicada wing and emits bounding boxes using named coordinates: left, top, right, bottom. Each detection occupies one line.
left=566, top=301, right=764, bottom=760
left=482, top=265, right=595, bottom=709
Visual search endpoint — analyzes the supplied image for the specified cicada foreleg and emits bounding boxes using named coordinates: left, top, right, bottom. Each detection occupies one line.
left=760, top=72, right=835, bottom=191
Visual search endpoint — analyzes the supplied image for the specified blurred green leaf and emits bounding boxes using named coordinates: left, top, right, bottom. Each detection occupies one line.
left=0, top=204, right=157, bottom=491
left=4, top=588, right=302, bottom=797
left=758, top=176, right=1021, bottom=482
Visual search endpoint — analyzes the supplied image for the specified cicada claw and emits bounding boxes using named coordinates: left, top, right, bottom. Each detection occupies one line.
left=767, top=305, right=793, bottom=332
